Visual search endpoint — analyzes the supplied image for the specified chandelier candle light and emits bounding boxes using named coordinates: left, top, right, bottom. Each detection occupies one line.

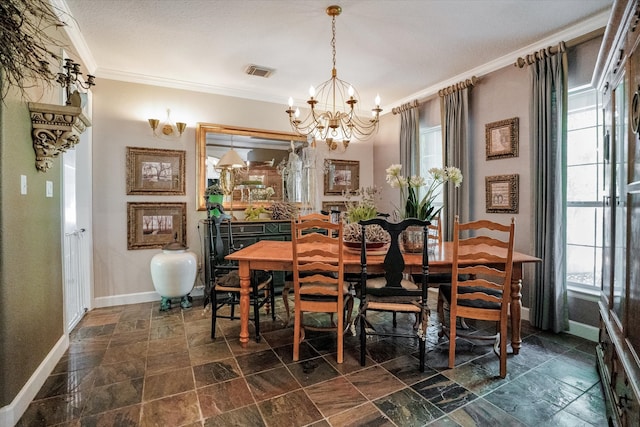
left=56, top=58, right=96, bottom=106
left=286, top=5, right=382, bottom=150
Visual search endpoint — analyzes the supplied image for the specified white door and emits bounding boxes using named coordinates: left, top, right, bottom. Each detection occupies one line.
left=62, top=93, right=94, bottom=333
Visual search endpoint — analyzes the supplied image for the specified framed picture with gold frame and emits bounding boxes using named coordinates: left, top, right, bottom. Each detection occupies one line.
left=126, top=147, right=185, bottom=195
left=127, top=202, right=186, bottom=250
left=485, top=117, right=519, bottom=160
left=485, top=174, right=519, bottom=213
left=324, top=159, right=359, bottom=195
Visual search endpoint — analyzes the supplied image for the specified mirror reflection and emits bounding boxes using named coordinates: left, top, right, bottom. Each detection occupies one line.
left=196, top=123, right=307, bottom=211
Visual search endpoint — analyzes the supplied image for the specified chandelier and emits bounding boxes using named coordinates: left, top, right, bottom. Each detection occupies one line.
left=286, top=5, right=382, bottom=149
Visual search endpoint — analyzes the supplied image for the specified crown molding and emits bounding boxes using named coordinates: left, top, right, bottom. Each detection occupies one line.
left=55, top=1, right=611, bottom=112
left=385, top=8, right=611, bottom=112
left=97, top=68, right=287, bottom=106
left=52, top=0, right=98, bottom=73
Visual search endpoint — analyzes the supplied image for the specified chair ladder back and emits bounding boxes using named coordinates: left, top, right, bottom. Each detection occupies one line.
left=292, top=213, right=344, bottom=292
left=291, top=213, right=346, bottom=364
left=357, top=217, right=431, bottom=372
left=206, top=202, right=235, bottom=267
left=360, top=218, right=430, bottom=292
left=428, top=215, right=443, bottom=245
left=451, top=217, right=516, bottom=309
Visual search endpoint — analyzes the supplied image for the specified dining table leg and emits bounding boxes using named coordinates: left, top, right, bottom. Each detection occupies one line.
left=510, top=263, right=523, bottom=355
left=238, top=261, right=251, bottom=346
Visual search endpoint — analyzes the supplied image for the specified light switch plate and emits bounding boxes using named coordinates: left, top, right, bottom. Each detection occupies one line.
left=20, top=175, right=27, bottom=195
left=46, top=181, right=53, bottom=198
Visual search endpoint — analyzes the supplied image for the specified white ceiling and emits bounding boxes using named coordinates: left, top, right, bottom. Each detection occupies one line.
left=58, top=0, right=613, bottom=114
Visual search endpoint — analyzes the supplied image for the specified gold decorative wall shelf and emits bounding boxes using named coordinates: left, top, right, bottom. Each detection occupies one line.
left=28, top=103, right=91, bottom=172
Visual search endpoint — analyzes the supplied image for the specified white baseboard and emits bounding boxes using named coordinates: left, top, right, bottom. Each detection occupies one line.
left=0, top=334, right=69, bottom=427
left=93, top=287, right=205, bottom=308
left=93, top=290, right=160, bottom=308
left=521, top=306, right=599, bottom=342
left=568, top=320, right=599, bottom=342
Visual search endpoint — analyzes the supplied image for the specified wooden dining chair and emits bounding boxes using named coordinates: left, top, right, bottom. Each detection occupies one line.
left=437, top=217, right=515, bottom=378
left=291, top=212, right=348, bottom=363
left=357, top=217, right=431, bottom=372
left=206, top=202, right=275, bottom=342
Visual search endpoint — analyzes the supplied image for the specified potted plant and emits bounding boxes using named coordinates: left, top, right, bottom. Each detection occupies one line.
left=385, top=164, right=463, bottom=252
left=342, top=187, right=390, bottom=252
left=205, top=182, right=224, bottom=217
left=244, top=205, right=271, bottom=221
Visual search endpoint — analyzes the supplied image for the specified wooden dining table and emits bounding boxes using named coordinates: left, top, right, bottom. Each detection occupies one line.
left=226, top=240, right=541, bottom=354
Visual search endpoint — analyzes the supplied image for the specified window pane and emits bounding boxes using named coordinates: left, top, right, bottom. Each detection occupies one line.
left=419, top=127, right=443, bottom=205
left=567, top=127, right=599, bottom=164
left=567, top=164, right=599, bottom=201
left=567, top=207, right=598, bottom=246
left=565, top=87, right=601, bottom=289
left=568, top=108, right=598, bottom=130
left=566, top=244, right=598, bottom=286
left=568, top=90, right=598, bottom=130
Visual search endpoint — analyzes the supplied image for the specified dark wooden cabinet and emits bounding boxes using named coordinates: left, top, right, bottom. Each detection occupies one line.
left=594, top=1, right=640, bottom=425
left=202, top=219, right=292, bottom=293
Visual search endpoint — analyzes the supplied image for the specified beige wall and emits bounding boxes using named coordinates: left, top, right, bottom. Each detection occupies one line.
left=469, top=64, right=535, bottom=306
left=91, top=79, right=374, bottom=302
left=0, top=84, right=64, bottom=407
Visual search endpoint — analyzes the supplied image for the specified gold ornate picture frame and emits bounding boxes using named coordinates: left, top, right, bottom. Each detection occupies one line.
left=127, top=202, right=186, bottom=250
left=126, top=147, right=185, bottom=195
left=324, top=159, right=359, bottom=195
left=485, top=174, right=519, bottom=213
left=485, top=117, right=519, bottom=160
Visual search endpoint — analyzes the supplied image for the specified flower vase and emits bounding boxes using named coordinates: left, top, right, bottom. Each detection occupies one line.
left=400, top=225, right=424, bottom=253
left=150, top=239, right=197, bottom=311
left=207, top=194, right=224, bottom=217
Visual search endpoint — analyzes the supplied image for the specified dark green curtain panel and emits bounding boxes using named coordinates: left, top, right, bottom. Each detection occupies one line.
left=529, top=44, right=570, bottom=332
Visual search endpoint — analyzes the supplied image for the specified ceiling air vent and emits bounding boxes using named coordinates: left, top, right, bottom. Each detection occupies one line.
left=245, top=65, right=274, bottom=78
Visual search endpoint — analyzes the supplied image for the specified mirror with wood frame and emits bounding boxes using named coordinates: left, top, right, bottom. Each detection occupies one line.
left=196, top=123, right=306, bottom=211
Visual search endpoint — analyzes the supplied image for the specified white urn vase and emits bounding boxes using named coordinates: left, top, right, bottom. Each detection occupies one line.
left=150, top=239, right=197, bottom=311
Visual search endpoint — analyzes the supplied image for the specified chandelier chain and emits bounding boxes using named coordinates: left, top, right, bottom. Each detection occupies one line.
left=331, top=15, right=337, bottom=71
left=285, top=4, right=382, bottom=148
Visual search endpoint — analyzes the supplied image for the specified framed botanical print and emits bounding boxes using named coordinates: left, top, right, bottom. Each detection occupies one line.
left=126, top=147, right=185, bottom=195
left=485, top=117, right=519, bottom=160
left=485, top=174, right=519, bottom=213
left=127, top=202, right=186, bottom=250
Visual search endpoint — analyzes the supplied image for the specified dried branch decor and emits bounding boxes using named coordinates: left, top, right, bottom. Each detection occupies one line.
left=0, top=0, right=71, bottom=101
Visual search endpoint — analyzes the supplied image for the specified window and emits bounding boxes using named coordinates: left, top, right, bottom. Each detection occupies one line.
left=565, top=87, right=603, bottom=291
left=418, top=125, right=443, bottom=215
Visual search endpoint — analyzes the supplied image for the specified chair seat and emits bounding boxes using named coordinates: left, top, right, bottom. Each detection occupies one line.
left=366, top=301, right=422, bottom=313
left=366, top=276, right=418, bottom=290
left=439, top=284, right=502, bottom=310
left=214, top=270, right=272, bottom=290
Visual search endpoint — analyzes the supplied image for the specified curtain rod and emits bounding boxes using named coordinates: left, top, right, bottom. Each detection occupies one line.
left=391, top=99, right=420, bottom=115
left=438, top=76, right=479, bottom=97
left=514, top=28, right=604, bottom=69
left=514, top=41, right=567, bottom=68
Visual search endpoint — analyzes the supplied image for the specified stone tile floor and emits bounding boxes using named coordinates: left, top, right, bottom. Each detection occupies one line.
left=18, top=291, right=606, bottom=426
